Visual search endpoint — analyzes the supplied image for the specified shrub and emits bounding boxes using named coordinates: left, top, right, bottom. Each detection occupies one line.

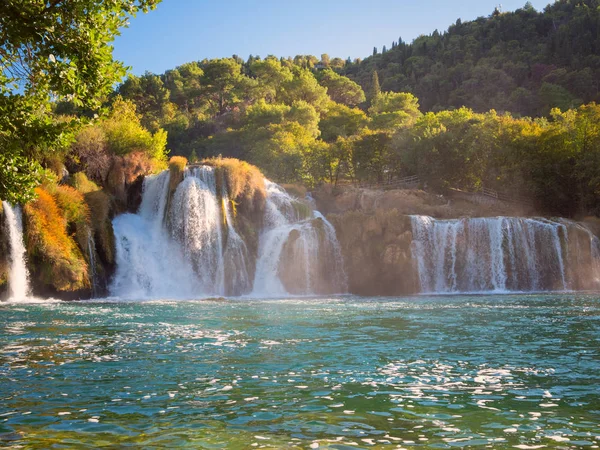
left=71, top=125, right=112, bottom=183
left=24, top=188, right=89, bottom=292
left=202, top=157, right=266, bottom=211
left=70, top=172, right=100, bottom=194
left=54, top=185, right=90, bottom=226
left=169, top=156, right=188, bottom=192
left=169, top=155, right=188, bottom=172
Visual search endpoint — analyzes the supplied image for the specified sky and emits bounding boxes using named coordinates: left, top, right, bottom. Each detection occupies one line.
left=114, top=0, right=552, bottom=76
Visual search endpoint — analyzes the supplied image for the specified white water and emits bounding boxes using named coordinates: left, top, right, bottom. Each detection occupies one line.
left=411, top=215, right=600, bottom=293
left=110, top=168, right=347, bottom=299
left=169, top=167, right=225, bottom=295
left=2, top=202, right=31, bottom=300
left=252, top=181, right=347, bottom=296
left=111, top=172, right=202, bottom=299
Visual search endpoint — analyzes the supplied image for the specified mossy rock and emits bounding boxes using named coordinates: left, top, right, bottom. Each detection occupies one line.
left=202, top=157, right=266, bottom=216
left=85, top=190, right=116, bottom=267
left=24, top=188, right=90, bottom=294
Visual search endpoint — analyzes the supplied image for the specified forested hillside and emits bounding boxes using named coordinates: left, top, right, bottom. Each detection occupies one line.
left=3, top=0, right=600, bottom=220
left=100, top=0, right=600, bottom=218
left=345, top=0, right=600, bottom=116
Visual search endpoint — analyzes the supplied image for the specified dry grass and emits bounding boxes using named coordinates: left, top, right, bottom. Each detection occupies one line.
left=169, top=156, right=187, bottom=193
left=202, top=157, right=266, bottom=211
left=169, top=156, right=188, bottom=173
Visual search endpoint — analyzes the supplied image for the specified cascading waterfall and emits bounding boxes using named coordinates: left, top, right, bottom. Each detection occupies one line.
left=252, top=181, right=347, bottom=296
left=169, top=167, right=225, bottom=295
left=221, top=182, right=251, bottom=296
left=110, top=166, right=346, bottom=299
left=410, top=215, right=600, bottom=293
left=111, top=172, right=202, bottom=298
left=2, top=202, right=30, bottom=300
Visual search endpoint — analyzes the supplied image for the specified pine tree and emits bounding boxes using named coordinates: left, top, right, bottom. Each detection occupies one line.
left=368, top=70, right=381, bottom=105
left=373, top=47, right=378, bottom=56
left=382, top=45, right=387, bottom=53
left=189, top=149, right=199, bottom=164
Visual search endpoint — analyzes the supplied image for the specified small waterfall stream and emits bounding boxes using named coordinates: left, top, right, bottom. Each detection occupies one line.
left=2, top=202, right=31, bottom=300
left=411, top=215, right=600, bottom=293
left=169, top=167, right=225, bottom=295
left=252, top=181, right=347, bottom=296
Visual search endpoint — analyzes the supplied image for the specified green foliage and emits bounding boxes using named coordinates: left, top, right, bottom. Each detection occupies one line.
left=278, top=67, right=329, bottom=111
left=344, top=0, right=600, bottom=116
left=0, top=153, right=41, bottom=204
left=369, top=92, right=422, bottom=130
left=101, top=98, right=166, bottom=159
left=319, top=69, right=366, bottom=107
left=70, top=173, right=101, bottom=195
left=0, top=0, right=160, bottom=203
left=319, top=103, right=368, bottom=142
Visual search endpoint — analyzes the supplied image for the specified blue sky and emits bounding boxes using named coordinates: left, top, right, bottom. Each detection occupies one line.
left=114, top=0, right=552, bottom=75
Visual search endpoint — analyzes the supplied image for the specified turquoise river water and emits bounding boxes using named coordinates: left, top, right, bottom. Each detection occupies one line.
left=1, top=294, right=599, bottom=449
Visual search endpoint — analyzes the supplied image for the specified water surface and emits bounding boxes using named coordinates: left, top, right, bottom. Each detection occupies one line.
left=1, top=294, right=599, bottom=448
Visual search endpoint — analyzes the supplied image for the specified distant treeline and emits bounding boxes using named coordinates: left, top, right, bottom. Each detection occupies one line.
left=345, top=0, right=600, bottom=117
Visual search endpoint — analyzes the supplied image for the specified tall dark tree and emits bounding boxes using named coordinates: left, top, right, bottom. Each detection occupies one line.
left=368, top=71, right=381, bottom=105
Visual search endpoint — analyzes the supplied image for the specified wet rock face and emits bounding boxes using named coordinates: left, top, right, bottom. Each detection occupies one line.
left=328, top=209, right=419, bottom=296
left=0, top=207, right=9, bottom=299
left=313, top=185, right=532, bottom=219
left=277, top=217, right=347, bottom=296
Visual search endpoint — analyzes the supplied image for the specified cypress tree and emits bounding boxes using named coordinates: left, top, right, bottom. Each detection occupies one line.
left=368, top=70, right=381, bottom=105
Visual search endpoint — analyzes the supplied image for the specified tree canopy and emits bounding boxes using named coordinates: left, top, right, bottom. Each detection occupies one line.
left=0, top=0, right=160, bottom=203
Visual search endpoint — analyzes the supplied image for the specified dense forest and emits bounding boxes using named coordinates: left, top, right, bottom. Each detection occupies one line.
left=345, top=0, right=600, bottom=116
left=2, top=0, right=600, bottom=220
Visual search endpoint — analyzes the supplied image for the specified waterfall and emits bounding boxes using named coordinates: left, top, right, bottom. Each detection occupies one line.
left=109, top=167, right=347, bottom=299
left=252, top=181, right=347, bottom=296
left=110, top=172, right=202, bottom=299
left=410, top=216, right=600, bottom=294
left=2, top=202, right=30, bottom=301
left=221, top=182, right=251, bottom=296
left=169, top=167, right=225, bottom=295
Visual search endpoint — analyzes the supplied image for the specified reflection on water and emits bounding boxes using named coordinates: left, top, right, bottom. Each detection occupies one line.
left=1, top=295, right=600, bottom=448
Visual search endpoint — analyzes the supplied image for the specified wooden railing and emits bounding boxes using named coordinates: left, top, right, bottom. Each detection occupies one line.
left=358, top=175, right=420, bottom=190
left=479, top=186, right=534, bottom=206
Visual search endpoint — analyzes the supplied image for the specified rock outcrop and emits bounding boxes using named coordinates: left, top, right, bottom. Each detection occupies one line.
left=328, top=209, right=419, bottom=296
